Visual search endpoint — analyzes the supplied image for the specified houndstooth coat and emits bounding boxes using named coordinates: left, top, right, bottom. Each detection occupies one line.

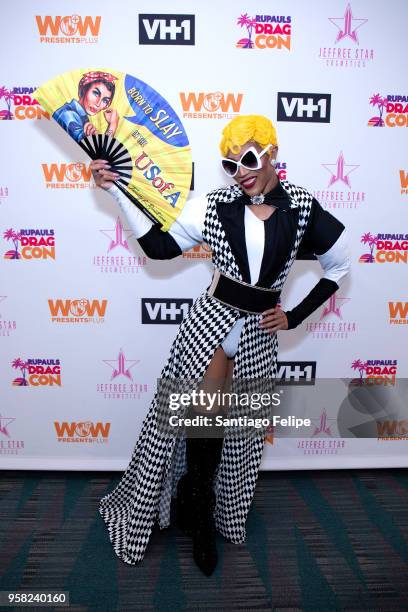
left=99, top=180, right=314, bottom=564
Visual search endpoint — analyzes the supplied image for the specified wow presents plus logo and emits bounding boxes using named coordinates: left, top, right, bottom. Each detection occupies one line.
left=42, top=162, right=95, bottom=190
left=236, top=13, right=291, bottom=50
left=0, top=416, right=25, bottom=455
left=94, top=220, right=147, bottom=274
left=368, top=94, right=408, bottom=127
left=11, top=358, right=62, bottom=387
left=400, top=170, right=408, bottom=195
left=3, top=228, right=55, bottom=260
left=388, top=302, right=408, bottom=326
left=313, top=151, right=365, bottom=210
left=48, top=299, right=107, bottom=323
left=35, top=15, right=101, bottom=44
left=351, top=359, right=398, bottom=385
left=0, top=87, right=48, bottom=121
left=0, top=296, right=17, bottom=337
left=319, top=3, right=374, bottom=68
left=97, top=348, right=149, bottom=400
left=359, top=233, right=408, bottom=264
left=179, top=92, right=243, bottom=120
left=54, top=421, right=110, bottom=444
left=305, top=293, right=356, bottom=340
left=182, top=243, right=212, bottom=260
left=377, top=419, right=408, bottom=441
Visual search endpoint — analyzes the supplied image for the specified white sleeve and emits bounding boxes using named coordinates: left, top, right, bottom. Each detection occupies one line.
left=315, top=228, right=351, bottom=286
left=106, top=185, right=206, bottom=251
left=106, top=184, right=153, bottom=238
left=167, top=194, right=207, bottom=251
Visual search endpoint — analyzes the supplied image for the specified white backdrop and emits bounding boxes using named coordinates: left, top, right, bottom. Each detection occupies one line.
left=1, top=0, right=407, bottom=470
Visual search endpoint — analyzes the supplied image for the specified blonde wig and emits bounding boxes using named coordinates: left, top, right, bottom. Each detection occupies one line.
left=219, top=115, right=278, bottom=156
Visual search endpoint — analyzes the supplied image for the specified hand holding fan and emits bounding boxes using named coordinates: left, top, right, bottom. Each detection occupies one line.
left=34, top=68, right=192, bottom=230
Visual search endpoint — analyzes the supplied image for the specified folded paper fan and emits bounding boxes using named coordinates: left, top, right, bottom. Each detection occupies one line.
left=34, top=68, right=192, bottom=230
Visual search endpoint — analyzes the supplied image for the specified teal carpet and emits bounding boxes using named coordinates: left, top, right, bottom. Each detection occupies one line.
left=1, top=469, right=408, bottom=611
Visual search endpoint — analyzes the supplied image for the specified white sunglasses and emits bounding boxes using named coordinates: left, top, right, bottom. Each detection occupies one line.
left=221, top=144, right=272, bottom=177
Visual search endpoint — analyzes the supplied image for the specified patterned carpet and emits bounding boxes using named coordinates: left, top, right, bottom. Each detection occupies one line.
left=0, top=469, right=408, bottom=611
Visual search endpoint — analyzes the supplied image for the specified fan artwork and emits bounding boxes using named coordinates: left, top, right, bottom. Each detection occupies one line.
left=34, top=69, right=193, bottom=230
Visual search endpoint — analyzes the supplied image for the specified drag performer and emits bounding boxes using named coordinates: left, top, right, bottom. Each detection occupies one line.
left=92, top=115, right=350, bottom=576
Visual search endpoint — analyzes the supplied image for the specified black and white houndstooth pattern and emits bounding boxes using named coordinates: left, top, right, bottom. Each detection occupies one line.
left=98, top=181, right=313, bottom=564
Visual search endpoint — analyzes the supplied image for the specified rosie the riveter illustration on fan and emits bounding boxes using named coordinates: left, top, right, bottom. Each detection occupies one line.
left=34, top=68, right=192, bottom=231
left=52, top=71, right=119, bottom=142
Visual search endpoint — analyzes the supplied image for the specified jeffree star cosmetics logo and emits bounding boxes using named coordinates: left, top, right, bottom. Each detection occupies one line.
left=0, top=296, right=17, bottom=337
left=312, top=410, right=333, bottom=437
left=322, top=152, right=359, bottom=188
left=329, top=4, right=367, bottom=44
left=305, top=293, right=356, bottom=339
left=103, top=349, right=140, bottom=381
left=100, top=218, right=134, bottom=253
left=313, top=151, right=365, bottom=210
left=0, top=414, right=15, bottom=437
left=320, top=294, right=350, bottom=319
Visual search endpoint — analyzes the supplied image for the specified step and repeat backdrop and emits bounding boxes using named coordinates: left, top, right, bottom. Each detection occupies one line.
left=1, top=0, right=407, bottom=470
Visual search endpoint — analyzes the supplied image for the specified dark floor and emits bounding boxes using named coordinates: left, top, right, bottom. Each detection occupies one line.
left=1, top=469, right=408, bottom=611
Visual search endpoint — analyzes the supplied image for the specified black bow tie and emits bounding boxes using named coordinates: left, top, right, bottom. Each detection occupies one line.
left=237, top=181, right=291, bottom=211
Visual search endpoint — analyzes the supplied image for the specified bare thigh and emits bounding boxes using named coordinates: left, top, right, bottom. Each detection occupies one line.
left=193, top=347, right=235, bottom=415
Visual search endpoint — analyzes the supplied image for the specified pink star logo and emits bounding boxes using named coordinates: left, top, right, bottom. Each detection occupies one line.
left=320, top=294, right=350, bottom=320
left=322, top=151, right=359, bottom=188
left=311, top=410, right=335, bottom=437
left=100, top=218, right=134, bottom=253
left=329, top=3, right=367, bottom=45
left=103, top=348, right=140, bottom=381
left=0, top=414, right=16, bottom=438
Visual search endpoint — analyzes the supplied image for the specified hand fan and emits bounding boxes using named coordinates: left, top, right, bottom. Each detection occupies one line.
left=34, top=68, right=192, bottom=230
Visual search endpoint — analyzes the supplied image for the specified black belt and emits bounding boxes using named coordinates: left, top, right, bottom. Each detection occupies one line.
left=206, top=270, right=281, bottom=314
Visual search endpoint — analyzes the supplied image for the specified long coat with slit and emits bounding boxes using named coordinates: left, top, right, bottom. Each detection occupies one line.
left=98, top=180, right=316, bottom=564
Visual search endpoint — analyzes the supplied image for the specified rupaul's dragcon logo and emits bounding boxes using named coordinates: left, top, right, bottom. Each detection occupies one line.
left=0, top=415, right=24, bottom=455
left=359, top=233, right=408, bottom=264
left=313, top=150, right=365, bottom=210
left=97, top=348, right=149, bottom=400
left=11, top=358, right=62, bottom=387
left=0, top=87, right=48, bottom=121
left=48, top=299, right=108, bottom=323
left=318, top=3, right=374, bottom=68
left=368, top=94, right=408, bottom=127
left=305, top=292, right=357, bottom=340
left=0, top=297, right=17, bottom=337
left=235, top=13, right=292, bottom=50
left=3, top=228, right=55, bottom=260
left=41, top=162, right=95, bottom=190
left=94, top=219, right=147, bottom=274
left=35, top=15, right=101, bottom=44
left=351, top=359, right=398, bottom=385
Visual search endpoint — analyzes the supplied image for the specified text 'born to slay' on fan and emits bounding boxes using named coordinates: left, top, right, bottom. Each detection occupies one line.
left=34, top=68, right=192, bottom=231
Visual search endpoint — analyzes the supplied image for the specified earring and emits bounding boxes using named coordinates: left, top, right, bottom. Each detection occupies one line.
left=270, top=158, right=276, bottom=167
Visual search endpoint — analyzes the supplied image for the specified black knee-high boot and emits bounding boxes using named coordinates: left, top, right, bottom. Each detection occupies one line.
left=176, top=435, right=224, bottom=576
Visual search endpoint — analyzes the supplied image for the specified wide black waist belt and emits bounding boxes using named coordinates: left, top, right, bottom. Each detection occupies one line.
left=206, top=270, right=281, bottom=314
